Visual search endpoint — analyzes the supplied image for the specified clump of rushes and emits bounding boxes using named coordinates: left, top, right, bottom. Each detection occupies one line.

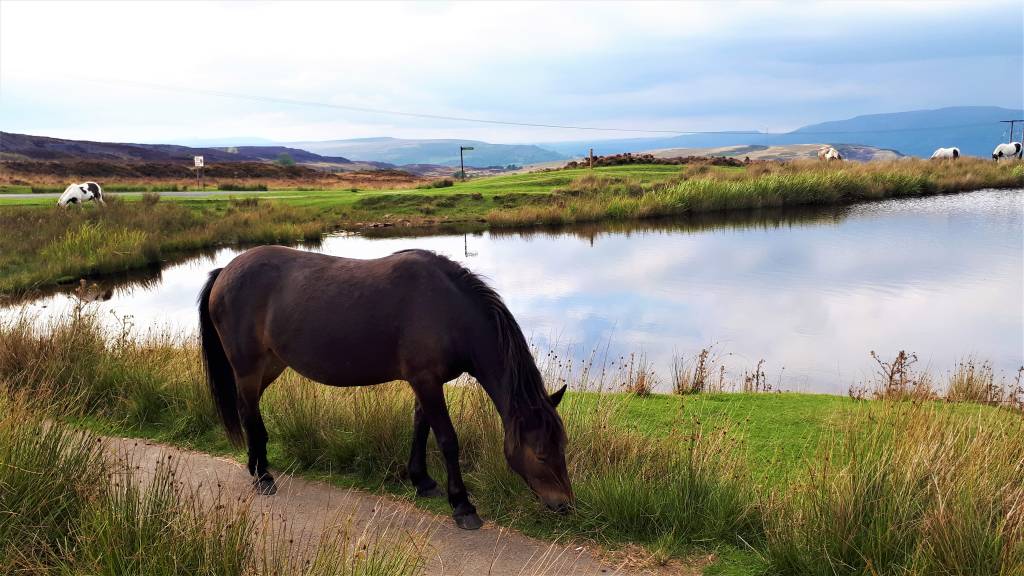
left=0, top=391, right=428, bottom=575
left=0, top=394, right=252, bottom=574
left=0, top=394, right=106, bottom=570
left=764, top=401, right=1024, bottom=575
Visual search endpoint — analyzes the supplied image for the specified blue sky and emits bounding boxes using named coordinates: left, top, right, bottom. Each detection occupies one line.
left=1, top=1, right=1021, bottom=144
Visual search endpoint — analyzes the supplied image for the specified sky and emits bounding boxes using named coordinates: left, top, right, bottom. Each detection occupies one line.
left=1, top=0, right=1022, bottom=145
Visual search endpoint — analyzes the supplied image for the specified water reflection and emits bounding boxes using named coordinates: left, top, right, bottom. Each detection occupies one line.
left=4, top=190, right=1022, bottom=394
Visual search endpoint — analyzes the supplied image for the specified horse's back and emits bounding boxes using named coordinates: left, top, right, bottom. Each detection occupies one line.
left=211, top=246, right=476, bottom=386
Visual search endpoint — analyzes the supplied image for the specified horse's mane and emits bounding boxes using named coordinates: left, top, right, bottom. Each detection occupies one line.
left=396, top=250, right=559, bottom=426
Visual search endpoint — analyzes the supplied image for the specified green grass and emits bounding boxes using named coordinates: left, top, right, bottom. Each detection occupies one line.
left=0, top=395, right=256, bottom=575
left=2, top=161, right=1020, bottom=293
left=2, top=310, right=1021, bottom=575
left=0, top=196, right=327, bottom=293
left=0, top=387, right=428, bottom=575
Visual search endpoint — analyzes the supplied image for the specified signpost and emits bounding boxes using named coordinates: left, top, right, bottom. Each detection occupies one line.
left=194, top=156, right=204, bottom=190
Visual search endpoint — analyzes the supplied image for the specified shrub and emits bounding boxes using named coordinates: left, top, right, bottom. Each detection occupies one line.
left=218, top=182, right=268, bottom=191
left=416, top=178, right=455, bottom=189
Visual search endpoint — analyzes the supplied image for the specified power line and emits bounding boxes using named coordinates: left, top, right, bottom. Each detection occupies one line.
left=87, top=77, right=1006, bottom=137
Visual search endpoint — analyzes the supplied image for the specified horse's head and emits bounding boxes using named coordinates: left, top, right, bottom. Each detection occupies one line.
left=504, top=384, right=573, bottom=513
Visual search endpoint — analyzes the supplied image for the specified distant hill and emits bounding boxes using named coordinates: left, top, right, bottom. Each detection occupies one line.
left=289, top=137, right=566, bottom=167
left=0, top=132, right=394, bottom=171
left=788, top=106, right=1024, bottom=157
left=542, top=106, right=1024, bottom=159
left=165, top=136, right=280, bottom=147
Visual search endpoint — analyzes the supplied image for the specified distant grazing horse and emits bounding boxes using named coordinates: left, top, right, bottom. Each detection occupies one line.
left=931, top=147, right=960, bottom=160
left=817, top=146, right=842, bottom=161
left=992, top=142, right=1022, bottom=161
left=57, top=181, right=105, bottom=207
left=198, top=246, right=573, bottom=530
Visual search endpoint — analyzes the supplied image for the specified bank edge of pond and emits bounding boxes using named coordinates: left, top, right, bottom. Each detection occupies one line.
left=2, top=311, right=1020, bottom=575
left=1, top=160, right=1021, bottom=296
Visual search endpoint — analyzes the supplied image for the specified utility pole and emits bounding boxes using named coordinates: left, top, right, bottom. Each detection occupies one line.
left=459, top=146, right=474, bottom=180
left=589, top=147, right=594, bottom=169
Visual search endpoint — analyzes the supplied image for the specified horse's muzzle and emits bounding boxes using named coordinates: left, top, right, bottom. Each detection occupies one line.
left=546, top=501, right=573, bottom=514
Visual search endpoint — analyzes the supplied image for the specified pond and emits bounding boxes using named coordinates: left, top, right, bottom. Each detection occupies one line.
left=4, top=189, right=1022, bottom=395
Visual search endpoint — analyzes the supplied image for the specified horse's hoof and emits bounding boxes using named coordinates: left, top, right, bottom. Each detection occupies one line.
left=253, top=477, right=277, bottom=496
left=416, top=485, right=444, bottom=498
left=453, top=512, right=483, bottom=530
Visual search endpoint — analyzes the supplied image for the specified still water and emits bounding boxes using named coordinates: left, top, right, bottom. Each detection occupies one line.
left=5, top=189, right=1022, bottom=394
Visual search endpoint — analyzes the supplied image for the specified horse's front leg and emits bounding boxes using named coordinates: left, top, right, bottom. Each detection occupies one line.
left=410, top=381, right=482, bottom=530
left=407, top=400, right=443, bottom=497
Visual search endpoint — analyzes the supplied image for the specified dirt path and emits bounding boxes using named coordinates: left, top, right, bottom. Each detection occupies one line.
left=103, top=436, right=695, bottom=576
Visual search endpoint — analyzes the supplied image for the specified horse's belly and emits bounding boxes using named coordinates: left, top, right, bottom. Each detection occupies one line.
left=289, top=354, right=400, bottom=388
left=270, top=329, right=403, bottom=388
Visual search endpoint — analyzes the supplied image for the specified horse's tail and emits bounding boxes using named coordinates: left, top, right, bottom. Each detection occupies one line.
left=198, top=268, right=244, bottom=446
left=953, top=148, right=959, bottom=159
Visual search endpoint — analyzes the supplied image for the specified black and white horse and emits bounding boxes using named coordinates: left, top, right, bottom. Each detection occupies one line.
left=992, top=142, right=1022, bottom=161
left=931, top=147, right=960, bottom=160
left=817, top=146, right=842, bottom=161
left=57, top=182, right=105, bottom=207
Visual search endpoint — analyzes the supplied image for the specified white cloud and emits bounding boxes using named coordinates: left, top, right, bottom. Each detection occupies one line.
left=1, top=0, right=1020, bottom=142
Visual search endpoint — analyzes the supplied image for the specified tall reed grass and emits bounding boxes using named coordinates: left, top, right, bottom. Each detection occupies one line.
left=0, top=389, right=428, bottom=575
left=764, top=402, right=1024, bottom=575
left=486, top=158, right=1024, bottom=227
left=1, top=310, right=1021, bottom=573
left=0, top=197, right=326, bottom=293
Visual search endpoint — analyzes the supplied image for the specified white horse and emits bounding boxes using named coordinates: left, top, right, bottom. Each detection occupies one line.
left=57, top=181, right=105, bottom=207
left=992, top=142, right=1022, bottom=161
left=931, top=147, right=960, bottom=160
left=817, top=146, right=842, bottom=161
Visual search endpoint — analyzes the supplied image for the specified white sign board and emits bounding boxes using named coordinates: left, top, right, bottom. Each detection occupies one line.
left=194, top=156, right=204, bottom=168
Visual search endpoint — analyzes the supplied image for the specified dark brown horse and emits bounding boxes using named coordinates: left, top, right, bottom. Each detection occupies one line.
left=198, top=245, right=572, bottom=529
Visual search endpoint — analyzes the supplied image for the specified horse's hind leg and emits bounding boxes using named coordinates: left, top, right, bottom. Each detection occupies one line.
left=236, top=358, right=285, bottom=495
left=408, top=400, right=442, bottom=498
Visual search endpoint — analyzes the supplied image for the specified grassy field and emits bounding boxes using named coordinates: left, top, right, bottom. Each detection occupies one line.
left=1, top=159, right=1021, bottom=294
left=2, top=310, right=1021, bottom=575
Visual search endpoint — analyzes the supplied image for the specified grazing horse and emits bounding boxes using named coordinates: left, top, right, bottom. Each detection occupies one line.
left=198, top=246, right=573, bottom=530
left=931, top=147, right=960, bottom=160
left=817, top=146, right=842, bottom=161
left=992, top=142, right=1022, bottom=161
left=57, top=181, right=105, bottom=207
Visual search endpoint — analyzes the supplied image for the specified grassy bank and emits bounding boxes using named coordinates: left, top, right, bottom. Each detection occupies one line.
left=0, top=196, right=329, bottom=293
left=2, top=310, right=1021, bottom=575
left=486, top=158, right=1024, bottom=226
left=1, top=159, right=1021, bottom=294
left=0, top=393, right=425, bottom=575
left=2, top=160, right=1021, bottom=295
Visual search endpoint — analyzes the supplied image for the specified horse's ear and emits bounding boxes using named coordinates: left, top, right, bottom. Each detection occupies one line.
left=549, top=385, right=567, bottom=408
